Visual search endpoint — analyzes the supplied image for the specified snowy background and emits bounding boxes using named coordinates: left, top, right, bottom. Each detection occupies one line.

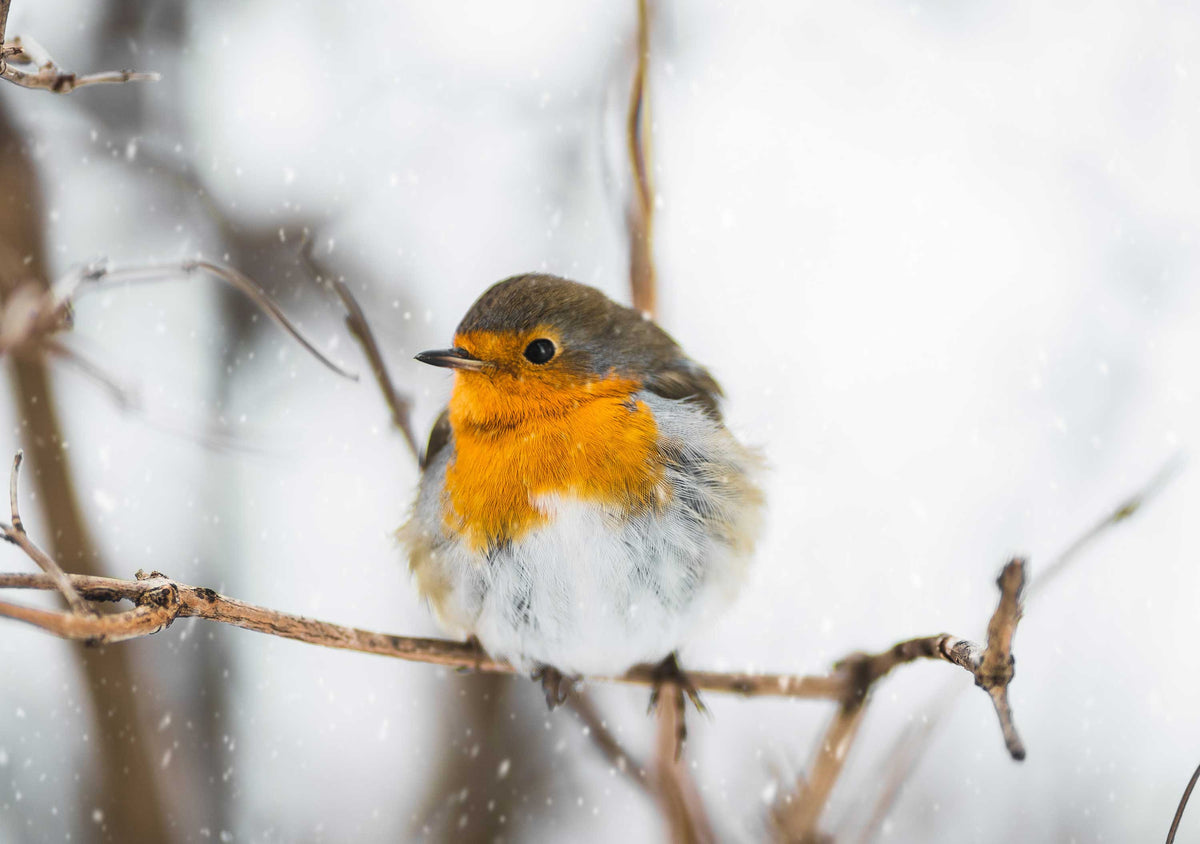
left=2, top=1, right=1199, bottom=841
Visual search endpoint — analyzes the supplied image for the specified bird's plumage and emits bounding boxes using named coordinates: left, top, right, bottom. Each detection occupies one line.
left=401, top=274, right=763, bottom=675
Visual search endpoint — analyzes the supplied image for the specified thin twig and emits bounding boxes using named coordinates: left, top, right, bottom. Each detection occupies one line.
left=1166, top=759, right=1200, bottom=844
left=1, top=33, right=159, bottom=93
left=94, top=261, right=359, bottom=380
left=0, top=259, right=361, bottom=381
left=328, top=277, right=420, bottom=460
left=626, top=0, right=656, bottom=318
left=1029, top=454, right=1185, bottom=600
left=565, top=691, right=653, bottom=797
left=0, top=451, right=89, bottom=614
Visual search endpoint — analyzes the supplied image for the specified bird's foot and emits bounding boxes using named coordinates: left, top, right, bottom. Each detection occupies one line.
left=647, top=652, right=708, bottom=761
left=532, top=664, right=578, bottom=710
left=454, top=635, right=488, bottom=674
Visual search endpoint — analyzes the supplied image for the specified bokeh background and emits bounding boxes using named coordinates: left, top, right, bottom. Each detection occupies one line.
left=2, top=1, right=1199, bottom=841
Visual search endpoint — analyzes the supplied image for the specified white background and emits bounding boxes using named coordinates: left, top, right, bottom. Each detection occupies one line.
left=1, top=1, right=1198, bottom=841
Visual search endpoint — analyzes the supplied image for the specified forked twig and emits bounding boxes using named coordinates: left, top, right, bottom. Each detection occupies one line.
left=0, top=30, right=159, bottom=94
left=0, top=451, right=89, bottom=615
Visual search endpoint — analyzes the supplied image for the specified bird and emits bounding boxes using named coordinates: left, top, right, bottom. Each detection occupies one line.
left=399, top=273, right=764, bottom=709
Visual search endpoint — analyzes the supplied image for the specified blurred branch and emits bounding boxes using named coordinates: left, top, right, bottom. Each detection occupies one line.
left=1028, top=455, right=1185, bottom=601
left=771, top=559, right=1027, bottom=843
left=1166, top=759, right=1200, bottom=844
left=626, top=0, right=656, bottom=317
left=301, top=240, right=420, bottom=461
left=565, top=691, right=654, bottom=796
left=0, top=259, right=358, bottom=381
left=0, top=30, right=158, bottom=94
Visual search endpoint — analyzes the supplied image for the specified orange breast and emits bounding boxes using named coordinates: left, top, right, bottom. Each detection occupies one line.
left=443, top=375, right=665, bottom=552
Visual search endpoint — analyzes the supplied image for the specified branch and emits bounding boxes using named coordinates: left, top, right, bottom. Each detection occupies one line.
left=1, top=33, right=158, bottom=94
left=0, top=559, right=1026, bottom=711
left=304, top=251, right=420, bottom=461
left=0, top=451, right=89, bottom=614
left=1166, top=759, right=1200, bottom=844
left=626, top=0, right=656, bottom=317
left=0, top=33, right=159, bottom=94
left=1, top=259, right=358, bottom=381
left=565, top=691, right=653, bottom=796
left=654, top=687, right=716, bottom=843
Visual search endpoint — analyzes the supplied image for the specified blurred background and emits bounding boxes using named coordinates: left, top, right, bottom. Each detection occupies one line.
left=1, top=1, right=1199, bottom=841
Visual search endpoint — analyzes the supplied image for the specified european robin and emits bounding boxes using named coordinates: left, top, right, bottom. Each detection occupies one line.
left=400, top=274, right=763, bottom=704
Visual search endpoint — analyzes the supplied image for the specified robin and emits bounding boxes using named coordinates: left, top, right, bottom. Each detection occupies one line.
left=400, top=273, right=764, bottom=708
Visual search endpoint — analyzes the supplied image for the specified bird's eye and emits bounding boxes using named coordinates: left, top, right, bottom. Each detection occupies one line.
left=523, top=338, right=557, bottom=364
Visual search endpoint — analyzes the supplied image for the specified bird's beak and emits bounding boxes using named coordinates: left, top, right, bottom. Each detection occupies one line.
left=415, top=347, right=489, bottom=372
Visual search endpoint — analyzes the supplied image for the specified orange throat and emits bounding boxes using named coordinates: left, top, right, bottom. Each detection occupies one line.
left=443, top=373, right=665, bottom=552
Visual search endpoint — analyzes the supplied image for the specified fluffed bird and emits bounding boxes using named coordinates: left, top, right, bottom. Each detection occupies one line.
left=400, top=273, right=763, bottom=707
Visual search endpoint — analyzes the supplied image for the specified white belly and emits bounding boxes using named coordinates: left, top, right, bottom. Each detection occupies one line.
left=403, top=392, right=764, bottom=676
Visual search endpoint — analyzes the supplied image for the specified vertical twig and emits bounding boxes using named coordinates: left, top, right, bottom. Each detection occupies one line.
left=0, top=0, right=11, bottom=51
left=1, top=450, right=89, bottom=614
left=627, top=0, right=657, bottom=317
left=654, top=686, right=715, bottom=844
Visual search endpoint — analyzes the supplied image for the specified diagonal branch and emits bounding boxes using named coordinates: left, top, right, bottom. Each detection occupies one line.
left=324, top=272, right=420, bottom=461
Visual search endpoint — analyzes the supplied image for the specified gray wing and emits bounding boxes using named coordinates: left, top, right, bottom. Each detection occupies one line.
left=420, top=408, right=453, bottom=470
left=643, top=360, right=724, bottom=421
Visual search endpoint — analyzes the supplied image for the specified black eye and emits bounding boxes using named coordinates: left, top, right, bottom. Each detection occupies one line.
left=523, top=338, right=557, bottom=364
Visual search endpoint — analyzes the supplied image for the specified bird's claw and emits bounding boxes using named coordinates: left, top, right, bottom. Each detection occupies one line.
left=647, top=652, right=707, bottom=760
left=533, top=664, right=577, bottom=710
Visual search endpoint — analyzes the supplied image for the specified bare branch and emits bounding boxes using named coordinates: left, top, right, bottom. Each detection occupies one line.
left=654, top=686, right=715, bottom=843
left=328, top=277, right=420, bottom=460
left=626, top=0, right=656, bottom=317
left=90, top=260, right=359, bottom=380
left=1167, top=759, right=1200, bottom=844
left=0, top=451, right=90, bottom=615
left=565, top=691, right=653, bottom=797
left=0, top=563, right=1019, bottom=708
left=1, top=33, right=159, bottom=94
left=1, top=259, right=361, bottom=382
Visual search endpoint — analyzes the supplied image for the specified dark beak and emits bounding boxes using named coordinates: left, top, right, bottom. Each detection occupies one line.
left=415, top=347, right=488, bottom=372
